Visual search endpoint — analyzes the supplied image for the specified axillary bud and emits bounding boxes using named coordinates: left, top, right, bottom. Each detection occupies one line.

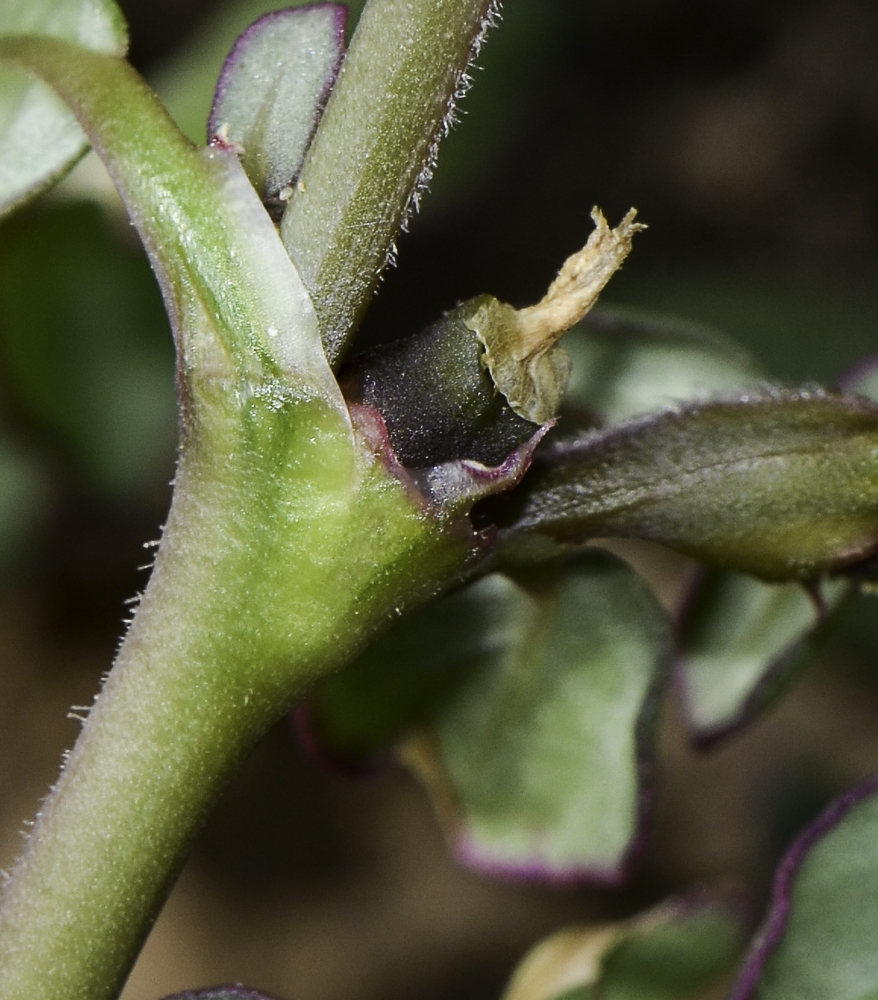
left=341, top=208, right=644, bottom=468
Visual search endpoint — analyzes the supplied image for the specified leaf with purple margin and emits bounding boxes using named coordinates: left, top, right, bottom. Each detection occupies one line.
left=563, top=306, right=854, bottom=751
left=677, top=572, right=850, bottom=749
left=208, top=4, right=346, bottom=213
left=153, top=0, right=366, bottom=145
left=564, top=305, right=764, bottom=426
left=502, top=390, right=878, bottom=582
left=159, top=988, right=286, bottom=1000
left=503, top=897, right=745, bottom=1000
left=0, top=0, right=127, bottom=215
left=207, top=3, right=347, bottom=213
left=838, top=353, right=878, bottom=403
left=404, top=549, right=672, bottom=883
left=730, top=773, right=878, bottom=1000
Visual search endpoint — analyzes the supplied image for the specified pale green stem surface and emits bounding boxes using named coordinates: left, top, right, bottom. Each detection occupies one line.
left=281, top=0, right=496, bottom=366
left=0, top=25, right=484, bottom=1000
left=0, top=387, right=474, bottom=999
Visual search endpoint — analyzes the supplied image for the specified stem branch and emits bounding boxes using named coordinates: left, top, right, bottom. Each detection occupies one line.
left=281, top=0, right=497, bottom=365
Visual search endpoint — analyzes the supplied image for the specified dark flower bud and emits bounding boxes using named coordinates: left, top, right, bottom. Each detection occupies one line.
left=341, top=208, right=644, bottom=468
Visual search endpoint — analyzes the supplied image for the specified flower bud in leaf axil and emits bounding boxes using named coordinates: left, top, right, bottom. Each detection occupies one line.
left=341, top=208, right=645, bottom=468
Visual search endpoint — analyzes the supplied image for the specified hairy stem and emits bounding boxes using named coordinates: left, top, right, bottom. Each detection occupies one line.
left=0, top=21, right=482, bottom=999
left=280, top=0, right=497, bottom=366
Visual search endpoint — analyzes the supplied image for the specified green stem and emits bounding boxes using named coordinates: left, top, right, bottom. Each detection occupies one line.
left=0, top=26, right=483, bottom=999
left=0, top=392, right=474, bottom=998
left=280, top=0, right=497, bottom=366
left=0, top=36, right=337, bottom=399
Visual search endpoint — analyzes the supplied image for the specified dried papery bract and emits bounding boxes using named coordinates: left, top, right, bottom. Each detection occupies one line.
left=474, top=208, right=646, bottom=423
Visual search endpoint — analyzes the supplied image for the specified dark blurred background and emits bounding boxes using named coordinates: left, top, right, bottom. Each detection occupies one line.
left=3, top=1, right=878, bottom=997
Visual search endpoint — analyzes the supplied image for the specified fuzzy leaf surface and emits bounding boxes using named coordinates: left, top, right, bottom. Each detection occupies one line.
left=505, top=390, right=878, bottom=581
left=404, top=550, right=671, bottom=882
left=208, top=5, right=346, bottom=213
left=731, top=774, right=878, bottom=1000
left=0, top=0, right=126, bottom=214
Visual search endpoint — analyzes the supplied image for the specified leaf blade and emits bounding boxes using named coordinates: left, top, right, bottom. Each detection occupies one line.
left=0, top=0, right=127, bottom=214
left=505, top=390, right=878, bottom=581
left=731, top=774, right=878, bottom=1000
left=413, top=551, right=672, bottom=882
left=677, top=572, right=850, bottom=747
left=208, top=4, right=346, bottom=213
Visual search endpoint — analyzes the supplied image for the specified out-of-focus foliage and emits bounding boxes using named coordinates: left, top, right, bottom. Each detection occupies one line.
left=0, top=0, right=127, bottom=214
left=0, top=202, right=175, bottom=498
left=503, top=898, right=745, bottom=1000
left=305, top=550, right=671, bottom=882
left=731, top=775, right=878, bottom=1000
left=3, top=1, right=878, bottom=998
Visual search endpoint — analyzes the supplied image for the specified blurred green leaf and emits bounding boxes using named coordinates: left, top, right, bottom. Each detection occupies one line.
left=609, top=259, right=878, bottom=388
left=506, top=390, right=878, bottom=582
left=504, top=898, right=745, bottom=1000
left=731, top=774, right=878, bottom=1000
left=564, top=305, right=764, bottom=426
left=0, top=430, right=47, bottom=580
left=207, top=5, right=346, bottom=212
left=678, top=571, right=850, bottom=747
left=0, top=203, right=175, bottom=497
left=0, top=0, right=127, bottom=215
left=406, top=550, right=671, bottom=881
left=306, top=550, right=671, bottom=881
left=301, top=571, right=516, bottom=765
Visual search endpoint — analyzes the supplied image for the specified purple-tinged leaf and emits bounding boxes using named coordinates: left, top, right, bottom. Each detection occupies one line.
left=837, top=353, right=878, bottom=402
left=677, top=571, right=850, bottom=749
left=404, top=550, right=672, bottom=884
left=504, top=897, right=746, bottom=1000
left=0, top=0, right=127, bottom=215
left=731, top=773, right=878, bottom=1000
left=671, top=351, right=878, bottom=750
left=208, top=4, right=346, bottom=213
left=502, top=389, right=878, bottom=582
left=159, top=988, right=286, bottom=1000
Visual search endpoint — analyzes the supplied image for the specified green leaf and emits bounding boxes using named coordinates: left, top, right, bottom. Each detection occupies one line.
left=669, top=345, right=878, bottom=748
left=0, top=429, right=47, bottom=580
left=152, top=0, right=367, bottom=145
left=503, top=898, right=745, bottom=1000
left=0, top=203, right=175, bottom=497
left=565, top=305, right=764, bottom=425
left=678, top=572, right=850, bottom=747
left=0, top=0, right=126, bottom=215
left=731, top=774, right=878, bottom=1000
left=405, top=550, right=671, bottom=881
left=208, top=5, right=346, bottom=213
left=505, top=390, right=878, bottom=582
left=0, top=37, right=344, bottom=410
left=300, top=571, right=517, bottom=765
